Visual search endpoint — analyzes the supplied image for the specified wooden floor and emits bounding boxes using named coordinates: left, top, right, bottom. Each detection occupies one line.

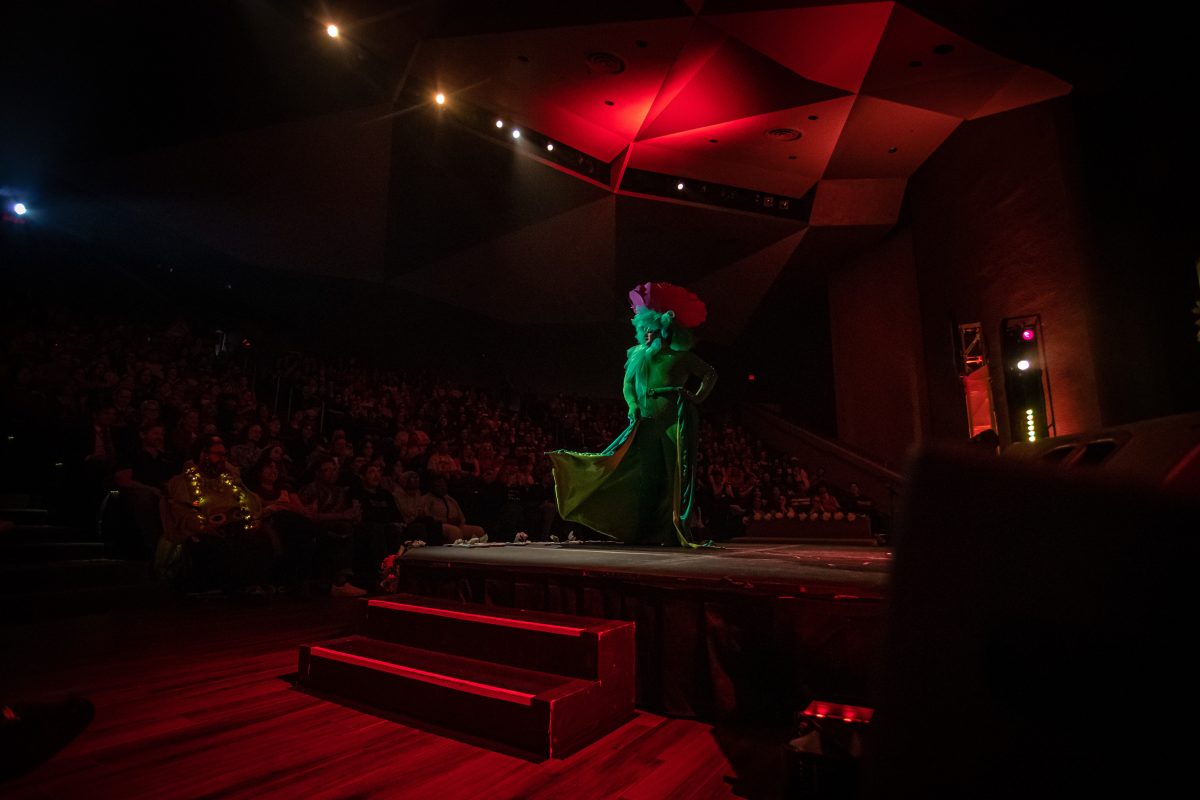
left=1, top=596, right=790, bottom=800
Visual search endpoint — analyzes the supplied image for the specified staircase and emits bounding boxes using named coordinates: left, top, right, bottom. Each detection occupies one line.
left=297, top=593, right=636, bottom=758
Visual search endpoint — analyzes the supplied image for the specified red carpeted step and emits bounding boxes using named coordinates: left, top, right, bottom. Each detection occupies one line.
left=362, top=594, right=633, bottom=682
left=298, top=634, right=624, bottom=758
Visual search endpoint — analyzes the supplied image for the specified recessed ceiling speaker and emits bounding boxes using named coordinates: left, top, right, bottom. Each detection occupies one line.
left=765, top=128, right=803, bottom=141
left=585, top=52, right=626, bottom=74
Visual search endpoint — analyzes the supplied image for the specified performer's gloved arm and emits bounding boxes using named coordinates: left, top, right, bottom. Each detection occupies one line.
left=685, top=354, right=718, bottom=404
left=623, top=369, right=639, bottom=420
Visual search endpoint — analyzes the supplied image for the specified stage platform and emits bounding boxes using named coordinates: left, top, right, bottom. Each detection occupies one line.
left=394, top=541, right=893, bottom=724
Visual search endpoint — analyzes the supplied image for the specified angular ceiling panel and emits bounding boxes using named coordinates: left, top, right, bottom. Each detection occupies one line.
left=690, top=228, right=809, bottom=343
left=823, top=96, right=961, bottom=179
left=395, top=197, right=618, bottom=323
left=870, top=64, right=1023, bottom=119
left=614, top=194, right=805, bottom=291
left=970, top=65, right=1073, bottom=120
left=635, top=95, right=855, bottom=180
left=706, top=2, right=896, bottom=92
left=811, top=178, right=908, bottom=227
left=413, top=1, right=1069, bottom=232
left=860, top=4, right=1019, bottom=96
left=636, top=30, right=849, bottom=140
left=627, top=141, right=820, bottom=200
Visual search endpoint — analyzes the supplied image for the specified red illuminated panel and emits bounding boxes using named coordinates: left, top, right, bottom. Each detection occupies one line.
left=707, top=2, right=895, bottom=92
left=636, top=30, right=847, bottom=141
left=635, top=95, right=854, bottom=178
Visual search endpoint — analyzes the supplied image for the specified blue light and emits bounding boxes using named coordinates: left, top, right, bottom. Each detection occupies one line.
left=13, top=203, right=27, bottom=216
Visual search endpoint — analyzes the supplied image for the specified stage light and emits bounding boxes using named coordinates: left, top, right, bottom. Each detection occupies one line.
left=1017, top=359, right=1031, bottom=371
left=1026, top=408, right=1037, bottom=442
left=326, top=24, right=339, bottom=38
left=546, top=143, right=554, bottom=151
left=434, top=93, right=445, bottom=105
left=511, top=129, right=521, bottom=139
left=495, top=119, right=504, bottom=128
left=676, top=182, right=685, bottom=191
left=1022, top=328, right=1036, bottom=341
left=12, top=203, right=26, bottom=216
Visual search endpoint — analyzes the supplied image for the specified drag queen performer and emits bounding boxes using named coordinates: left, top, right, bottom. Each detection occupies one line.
left=548, top=283, right=717, bottom=547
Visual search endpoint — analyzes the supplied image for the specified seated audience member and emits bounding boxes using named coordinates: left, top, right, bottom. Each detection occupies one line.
left=298, top=456, right=366, bottom=596
left=246, top=457, right=317, bottom=593
left=349, top=464, right=405, bottom=588
left=259, top=442, right=296, bottom=490
left=810, top=482, right=842, bottom=515
left=170, top=408, right=200, bottom=460
left=287, top=421, right=318, bottom=466
left=230, top=423, right=264, bottom=473
left=390, top=470, right=441, bottom=545
left=422, top=476, right=486, bottom=543
left=844, top=481, right=882, bottom=531
left=458, top=444, right=481, bottom=479
left=425, top=440, right=461, bottom=480
left=112, top=421, right=179, bottom=557
left=158, top=435, right=274, bottom=598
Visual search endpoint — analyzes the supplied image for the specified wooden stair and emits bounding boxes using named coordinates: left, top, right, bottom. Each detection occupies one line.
left=298, top=593, right=635, bottom=759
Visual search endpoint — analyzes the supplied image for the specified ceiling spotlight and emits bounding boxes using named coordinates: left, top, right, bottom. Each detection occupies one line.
left=676, top=182, right=685, bottom=191
left=546, top=143, right=554, bottom=151
left=1017, top=359, right=1031, bottom=371
left=1021, top=328, right=1036, bottom=341
left=495, top=119, right=504, bottom=128
left=13, top=202, right=27, bottom=216
left=326, top=24, right=339, bottom=38
left=434, top=93, right=445, bottom=105
left=511, top=129, right=521, bottom=139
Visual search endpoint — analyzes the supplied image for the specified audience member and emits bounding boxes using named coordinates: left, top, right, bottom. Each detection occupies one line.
left=158, top=435, right=273, bottom=598
left=422, top=476, right=486, bottom=543
left=298, top=456, right=366, bottom=597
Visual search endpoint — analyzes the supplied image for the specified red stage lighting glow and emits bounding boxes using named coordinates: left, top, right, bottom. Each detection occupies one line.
left=802, top=701, right=874, bottom=724
left=747, top=374, right=756, bottom=381
left=1022, top=328, right=1036, bottom=341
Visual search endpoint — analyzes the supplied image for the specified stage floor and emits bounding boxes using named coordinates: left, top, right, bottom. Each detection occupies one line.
left=402, top=541, right=893, bottom=601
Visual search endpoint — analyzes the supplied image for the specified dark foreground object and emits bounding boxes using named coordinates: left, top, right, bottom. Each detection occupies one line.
left=861, top=444, right=1200, bottom=799
left=0, top=696, right=94, bottom=781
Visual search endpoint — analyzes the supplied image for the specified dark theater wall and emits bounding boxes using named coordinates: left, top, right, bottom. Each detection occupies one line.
left=828, top=226, right=927, bottom=468
left=906, top=97, right=1104, bottom=444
